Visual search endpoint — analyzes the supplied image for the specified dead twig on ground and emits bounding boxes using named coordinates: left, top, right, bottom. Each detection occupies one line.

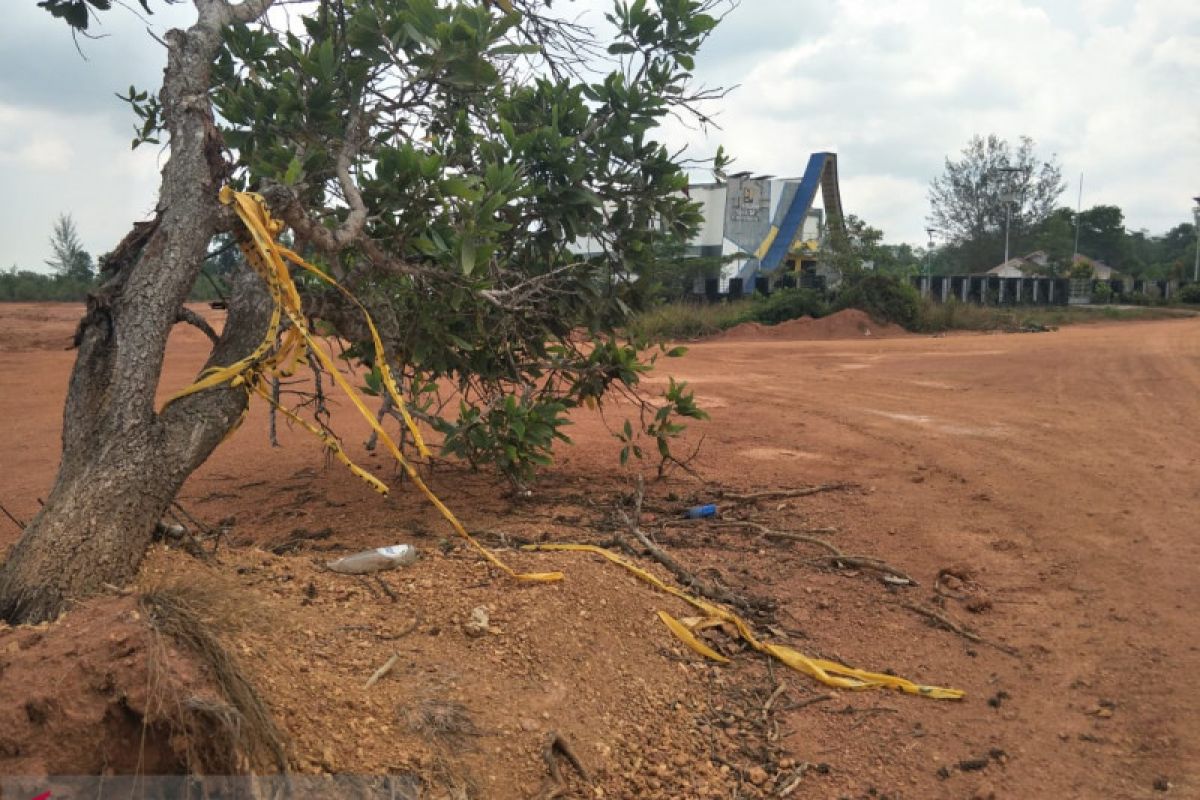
left=666, top=518, right=840, bottom=538
left=730, top=518, right=915, bottom=585
left=897, top=601, right=1020, bottom=657
left=364, top=653, right=400, bottom=688
left=731, top=521, right=842, bottom=554
left=717, top=484, right=856, bottom=504
left=171, top=501, right=218, bottom=538
left=619, top=479, right=771, bottom=614
left=762, top=683, right=787, bottom=716
left=806, top=554, right=916, bottom=585
left=543, top=731, right=589, bottom=781
left=786, top=693, right=833, bottom=711
left=374, top=575, right=398, bottom=602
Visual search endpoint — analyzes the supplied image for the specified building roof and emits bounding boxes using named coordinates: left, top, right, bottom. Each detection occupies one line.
left=980, top=251, right=1120, bottom=278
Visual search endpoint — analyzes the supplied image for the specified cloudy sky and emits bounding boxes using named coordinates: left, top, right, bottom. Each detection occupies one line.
left=2, top=0, right=1197, bottom=271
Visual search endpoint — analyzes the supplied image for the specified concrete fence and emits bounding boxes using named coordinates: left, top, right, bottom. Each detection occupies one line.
left=910, top=276, right=1182, bottom=305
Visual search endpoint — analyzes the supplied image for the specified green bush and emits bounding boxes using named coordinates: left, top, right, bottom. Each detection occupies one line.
left=434, top=394, right=572, bottom=490
left=835, top=274, right=921, bottom=329
left=750, top=288, right=828, bottom=325
left=1091, top=282, right=1113, bottom=304
left=1178, top=284, right=1200, bottom=304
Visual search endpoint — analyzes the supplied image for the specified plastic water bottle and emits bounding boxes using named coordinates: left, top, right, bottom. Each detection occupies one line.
left=683, top=504, right=717, bottom=519
left=326, top=544, right=418, bottom=574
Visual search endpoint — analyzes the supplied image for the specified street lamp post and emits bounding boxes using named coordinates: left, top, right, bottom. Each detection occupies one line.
left=993, top=167, right=1023, bottom=264
left=1192, top=196, right=1200, bottom=284
left=925, top=227, right=937, bottom=278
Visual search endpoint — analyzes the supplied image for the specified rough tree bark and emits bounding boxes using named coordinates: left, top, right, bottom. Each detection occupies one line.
left=0, top=0, right=275, bottom=625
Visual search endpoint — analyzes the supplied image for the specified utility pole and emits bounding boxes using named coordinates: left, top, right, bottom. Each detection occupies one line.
left=1073, top=172, right=1084, bottom=261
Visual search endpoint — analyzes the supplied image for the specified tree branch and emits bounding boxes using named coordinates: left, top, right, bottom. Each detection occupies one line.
left=175, top=306, right=220, bottom=344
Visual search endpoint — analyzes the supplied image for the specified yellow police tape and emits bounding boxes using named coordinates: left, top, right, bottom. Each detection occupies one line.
left=524, top=543, right=965, bottom=699
left=166, top=189, right=962, bottom=696
left=163, top=188, right=562, bottom=583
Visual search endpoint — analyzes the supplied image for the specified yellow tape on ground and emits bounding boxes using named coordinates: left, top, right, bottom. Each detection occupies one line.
left=524, top=543, right=964, bottom=700
left=163, top=188, right=561, bottom=584
left=658, top=611, right=729, bottom=663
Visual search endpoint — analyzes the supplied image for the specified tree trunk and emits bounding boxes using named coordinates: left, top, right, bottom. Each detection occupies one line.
left=0, top=6, right=271, bottom=624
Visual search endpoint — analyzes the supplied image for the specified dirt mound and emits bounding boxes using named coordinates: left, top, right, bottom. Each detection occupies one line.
left=0, top=594, right=229, bottom=775
left=717, top=309, right=909, bottom=341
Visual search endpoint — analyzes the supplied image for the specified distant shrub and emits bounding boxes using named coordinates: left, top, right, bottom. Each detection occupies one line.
left=750, top=288, right=828, bottom=325
left=917, top=298, right=1007, bottom=333
left=1178, top=284, right=1200, bottom=304
left=1091, top=282, right=1113, bottom=304
left=625, top=298, right=755, bottom=341
left=1119, top=292, right=1151, bottom=306
left=835, top=274, right=921, bottom=329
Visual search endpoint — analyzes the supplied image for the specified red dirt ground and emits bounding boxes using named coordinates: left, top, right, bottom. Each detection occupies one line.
left=1, top=302, right=1198, bottom=798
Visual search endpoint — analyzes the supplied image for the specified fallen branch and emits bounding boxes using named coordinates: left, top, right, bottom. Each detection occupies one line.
left=806, top=554, right=916, bottom=585
left=619, top=481, right=769, bottom=613
left=897, top=601, right=1019, bottom=657
left=731, top=521, right=841, bottom=554
left=717, top=484, right=855, bottom=504
left=627, top=518, right=746, bottom=608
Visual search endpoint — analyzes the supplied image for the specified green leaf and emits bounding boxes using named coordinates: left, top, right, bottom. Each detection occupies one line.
left=459, top=239, right=477, bottom=275
left=657, top=437, right=670, bottom=458
left=282, top=155, right=304, bottom=186
left=491, top=43, right=542, bottom=56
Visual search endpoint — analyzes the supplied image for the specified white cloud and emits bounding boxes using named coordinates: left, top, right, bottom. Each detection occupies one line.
left=0, top=102, right=166, bottom=270
left=0, top=0, right=1195, bottom=269
left=669, top=0, right=1200, bottom=244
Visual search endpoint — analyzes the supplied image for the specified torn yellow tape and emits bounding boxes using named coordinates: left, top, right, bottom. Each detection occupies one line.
left=525, top=543, right=963, bottom=700
left=163, top=187, right=560, bottom=584
left=658, top=611, right=729, bottom=663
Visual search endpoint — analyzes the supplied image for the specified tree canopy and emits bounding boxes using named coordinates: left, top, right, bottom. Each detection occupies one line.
left=116, top=0, right=730, bottom=486
left=927, top=134, right=1065, bottom=268
left=45, top=213, right=95, bottom=281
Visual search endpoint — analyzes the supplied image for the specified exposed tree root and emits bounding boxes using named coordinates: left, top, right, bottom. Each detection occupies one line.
left=140, top=583, right=288, bottom=773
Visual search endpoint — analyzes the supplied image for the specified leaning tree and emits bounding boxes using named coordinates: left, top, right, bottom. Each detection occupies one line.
left=1, top=0, right=727, bottom=623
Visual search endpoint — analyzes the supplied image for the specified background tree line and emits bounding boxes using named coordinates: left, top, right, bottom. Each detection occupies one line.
left=2, top=212, right=235, bottom=302
left=925, top=134, right=1196, bottom=279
